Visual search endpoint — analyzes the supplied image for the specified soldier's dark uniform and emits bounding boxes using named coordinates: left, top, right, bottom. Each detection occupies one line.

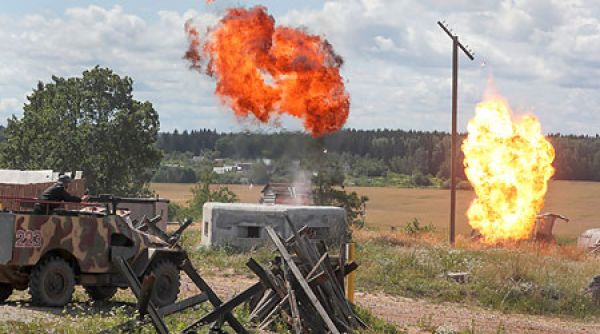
left=33, top=177, right=81, bottom=214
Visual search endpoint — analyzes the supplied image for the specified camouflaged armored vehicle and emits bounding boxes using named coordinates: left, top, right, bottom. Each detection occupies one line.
left=0, top=195, right=186, bottom=307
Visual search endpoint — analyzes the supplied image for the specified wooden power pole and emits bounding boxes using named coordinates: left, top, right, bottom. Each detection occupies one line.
left=437, top=21, right=474, bottom=246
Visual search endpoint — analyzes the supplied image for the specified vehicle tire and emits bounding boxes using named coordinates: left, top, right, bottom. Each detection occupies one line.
left=148, top=259, right=180, bottom=308
left=0, top=283, right=13, bottom=303
left=84, top=286, right=118, bottom=301
left=29, top=256, right=75, bottom=307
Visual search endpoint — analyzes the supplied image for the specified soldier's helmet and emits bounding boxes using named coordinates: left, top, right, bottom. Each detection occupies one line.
left=58, top=174, right=72, bottom=184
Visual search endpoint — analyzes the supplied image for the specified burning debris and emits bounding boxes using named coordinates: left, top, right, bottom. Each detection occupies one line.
left=462, top=90, right=555, bottom=243
left=184, top=6, right=350, bottom=137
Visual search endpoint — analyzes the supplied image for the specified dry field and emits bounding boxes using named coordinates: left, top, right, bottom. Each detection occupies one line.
left=151, top=180, right=600, bottom=238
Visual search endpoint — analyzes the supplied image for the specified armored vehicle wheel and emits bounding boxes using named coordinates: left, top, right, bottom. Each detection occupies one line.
left=0, top=283, right=13, bottom=303
left=149, top=259, right=180, bottom=307
left=84, top=286, right=118, bottom=301
left=29, top=256, right=75, bottom=306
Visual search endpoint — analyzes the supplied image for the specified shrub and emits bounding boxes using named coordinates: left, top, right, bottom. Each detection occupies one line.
left=411, top=171, right=432, bottom=187
left=403, top=218, right=435, bottom=235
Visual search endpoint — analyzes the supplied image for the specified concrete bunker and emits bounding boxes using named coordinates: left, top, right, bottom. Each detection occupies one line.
left=201, top=203, right=348, bottom=250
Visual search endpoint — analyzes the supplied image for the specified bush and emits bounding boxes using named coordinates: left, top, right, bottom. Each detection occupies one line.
left=403, top=218, right=435, bottom=235
left=168, top=202, right=199, bottom=221
left=152, top=165, right=198, bottom=183
left=410, top=171, right=432, bottom=187
left=441, top=178, right=472, bottom=190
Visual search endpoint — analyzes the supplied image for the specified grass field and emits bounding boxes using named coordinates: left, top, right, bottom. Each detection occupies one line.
left=152, top=180, right=600, bottom=238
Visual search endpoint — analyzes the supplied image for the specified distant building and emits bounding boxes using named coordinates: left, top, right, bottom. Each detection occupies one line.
left=236, top=162, right=253, bottom=171
left=213, top=166, right=234, bottom=174
left=213, top=163, right=253, bottom=174
left=260, top=183, right=313, bottom=205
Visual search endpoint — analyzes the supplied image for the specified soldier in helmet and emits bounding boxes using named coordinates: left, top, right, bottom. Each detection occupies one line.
left=34, top=175, right=88, bottom=214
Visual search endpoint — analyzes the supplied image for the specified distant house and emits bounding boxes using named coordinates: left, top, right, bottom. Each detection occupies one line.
left=260, top=183, right=313, bottom=205
left=236, top=163, right=253, bottom=171
left=213, top=163, right=253, bottom=174
left=213, top=166, right=236, bottom=174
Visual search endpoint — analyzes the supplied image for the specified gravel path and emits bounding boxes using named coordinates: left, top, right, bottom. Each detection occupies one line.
left=1, top=274, right=600, bottom=334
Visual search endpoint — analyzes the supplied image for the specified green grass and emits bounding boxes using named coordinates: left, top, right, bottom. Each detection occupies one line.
left=0, top=302, right=253, bottom=333
left=355, top=233, right=600, bottom=319
left=179, top=226, right=275, bottom=277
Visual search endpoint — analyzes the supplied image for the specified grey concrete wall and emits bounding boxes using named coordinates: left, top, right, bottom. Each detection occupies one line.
left=201, top=203, right=348, bottom=250
left=116, top=201, right=169, bottom=231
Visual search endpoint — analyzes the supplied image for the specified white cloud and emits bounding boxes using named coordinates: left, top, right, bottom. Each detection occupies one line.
left=0, top=98, right=18, bottom=114
left=1, top=2, right=600, bottom=134
left=280, top=0, right=600, bottom=134
left=0, top=5, right=223, bottom=131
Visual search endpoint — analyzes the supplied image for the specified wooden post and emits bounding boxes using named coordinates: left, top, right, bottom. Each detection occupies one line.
left=437, top=21, right=474, bottom=246
left=450, top=37, right=458, bottom=246
left=345, top=242, right=356, bottom=303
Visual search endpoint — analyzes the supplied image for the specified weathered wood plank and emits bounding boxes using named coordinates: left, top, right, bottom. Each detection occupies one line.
left=265, top=225, right=340, bottom=334
left=283, top=263, right=303, bottom=334
left=137, top=274, right=156, bottom=318
left=181, top=258, right=248, bottom=334
left=183, top=282, right=263, bottom=331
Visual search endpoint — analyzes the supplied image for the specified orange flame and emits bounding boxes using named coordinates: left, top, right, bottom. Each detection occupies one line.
left=184, top=6, right=350, bottom=137
left=462, top=92, right=555, bottom=243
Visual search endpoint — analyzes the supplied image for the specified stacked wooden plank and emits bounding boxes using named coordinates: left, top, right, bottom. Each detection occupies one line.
left=246, top=215, right=365, bottom=333
left=0, top=179, right=85, bottom=211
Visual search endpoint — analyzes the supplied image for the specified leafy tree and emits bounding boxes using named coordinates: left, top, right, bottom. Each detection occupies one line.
left=152, top=166, right=198, bottom=183
left=170, top=172, right=238, bottom=221
left=249, top=161, right=270, bottom=184
left=156, top=128, right=600, bottom=183
left=0, top=67, right=162, bottom=196
left=189, top=172, right=238, bottom=213
left=309, top=150, right=368, bottom=227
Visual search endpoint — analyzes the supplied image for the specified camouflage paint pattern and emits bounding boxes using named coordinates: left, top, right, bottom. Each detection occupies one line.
left=6, top=212, right=167, bottom=273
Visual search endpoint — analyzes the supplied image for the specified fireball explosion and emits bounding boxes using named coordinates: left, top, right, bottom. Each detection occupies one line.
left=462, top=94, right=555, bottom=243
left=184, top=6, right=350, bottom=137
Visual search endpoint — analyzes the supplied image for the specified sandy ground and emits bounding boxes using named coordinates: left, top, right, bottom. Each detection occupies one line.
left=1, top=273, right=600, bottom=333
left=357, top=292, right=600, bottom=334
left=203, top=275, right=600, bottom=334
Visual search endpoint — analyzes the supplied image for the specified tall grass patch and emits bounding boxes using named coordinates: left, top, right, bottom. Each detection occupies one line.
left=355, top=232, right=600, bottom=318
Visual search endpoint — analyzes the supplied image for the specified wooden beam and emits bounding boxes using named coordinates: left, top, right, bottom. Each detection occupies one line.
left=184, top=282, right=263, bottom=331
left=137, top=274, right=156, bottom=318
left=265, top=226, right=340, bottom=334
left=181, top=258, right=247, bottom=334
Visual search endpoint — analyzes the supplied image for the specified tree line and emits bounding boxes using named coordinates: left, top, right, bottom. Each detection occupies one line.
left=1, top=65, right=600, bottom=200
left=159, top=129, right=600, bottom=182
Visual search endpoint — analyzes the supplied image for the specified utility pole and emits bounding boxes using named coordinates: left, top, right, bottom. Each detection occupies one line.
left=437, top=21, right=474, bottom=246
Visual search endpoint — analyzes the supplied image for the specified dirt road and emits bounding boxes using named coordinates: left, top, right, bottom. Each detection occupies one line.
left=1, top=274, right=600, bottom=334
left=357, top=291, right=600, bottom=334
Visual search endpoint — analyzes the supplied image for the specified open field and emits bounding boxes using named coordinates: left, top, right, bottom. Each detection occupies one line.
left=152, top=180, right=600, bottom=238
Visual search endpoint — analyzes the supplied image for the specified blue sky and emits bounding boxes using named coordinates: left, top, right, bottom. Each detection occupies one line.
left=1, top=0, right=599, bottom=135
left=1, top=1, right=323, bottom=19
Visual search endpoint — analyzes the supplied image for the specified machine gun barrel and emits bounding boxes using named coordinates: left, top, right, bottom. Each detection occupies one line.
left=169, top=218, right=194, bottom=245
